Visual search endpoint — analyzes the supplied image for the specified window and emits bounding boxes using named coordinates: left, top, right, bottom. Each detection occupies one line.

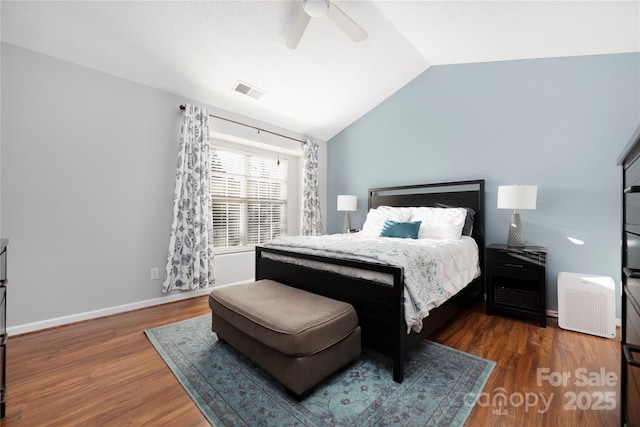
left=211, top=145, right=288, bottom=252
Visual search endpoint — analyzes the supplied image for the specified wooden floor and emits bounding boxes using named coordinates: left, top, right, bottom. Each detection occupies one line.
left=430, top=304, right=620, bottom=427
left=2, top=297, right=620, bottom=426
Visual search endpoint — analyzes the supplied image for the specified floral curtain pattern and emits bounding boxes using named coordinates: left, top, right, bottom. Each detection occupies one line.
left=300, top=139, right=323, bottom=236
left=162, top=103, right=215, bottom=292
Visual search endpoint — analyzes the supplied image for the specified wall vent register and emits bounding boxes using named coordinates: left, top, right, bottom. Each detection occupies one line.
left=233, top=81, right=265, bottom=100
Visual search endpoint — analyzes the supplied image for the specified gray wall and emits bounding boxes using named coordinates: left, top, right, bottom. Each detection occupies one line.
left=0, top=43, right=325, bottom=332
left=327, top=53, right=640, bottom=318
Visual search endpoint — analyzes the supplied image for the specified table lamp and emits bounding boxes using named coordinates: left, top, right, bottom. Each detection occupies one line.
left=337, top=195, right=357, bottom=233
left=497, top=185, right=537, bottom=247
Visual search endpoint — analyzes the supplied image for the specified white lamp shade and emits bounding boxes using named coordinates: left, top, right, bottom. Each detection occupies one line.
left=337, top=195, right=357, bottom=212
left=497, top=185, right=538, bottom=210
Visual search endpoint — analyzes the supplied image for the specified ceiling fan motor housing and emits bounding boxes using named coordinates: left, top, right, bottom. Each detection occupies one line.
left=304, top=0, right=329, bottom=17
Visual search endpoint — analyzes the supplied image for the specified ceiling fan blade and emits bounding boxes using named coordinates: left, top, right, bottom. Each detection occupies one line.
left=286, top=11, right=312, bottom=49
left=326, top=2, right=367, bottom=42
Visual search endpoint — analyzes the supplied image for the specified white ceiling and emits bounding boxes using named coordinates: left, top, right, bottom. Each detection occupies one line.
left=1, top=1, right=639, bottom=141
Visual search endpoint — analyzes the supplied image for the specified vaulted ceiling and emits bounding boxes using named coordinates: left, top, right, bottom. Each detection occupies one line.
left=1, top=1, right=638, bottom=141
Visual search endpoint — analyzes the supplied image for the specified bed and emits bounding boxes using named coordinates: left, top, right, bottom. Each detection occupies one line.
left=255, top=179, right=485, bottom=383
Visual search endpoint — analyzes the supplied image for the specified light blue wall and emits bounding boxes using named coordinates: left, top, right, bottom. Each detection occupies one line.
left=328, top=53, right=640, bottom=317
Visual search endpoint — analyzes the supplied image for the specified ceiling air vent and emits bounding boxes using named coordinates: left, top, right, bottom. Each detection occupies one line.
left=233, top=81, right=265, bottom=100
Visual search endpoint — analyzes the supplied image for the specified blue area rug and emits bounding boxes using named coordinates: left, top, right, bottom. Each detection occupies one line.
left=145, top=315, right=495, bottom=426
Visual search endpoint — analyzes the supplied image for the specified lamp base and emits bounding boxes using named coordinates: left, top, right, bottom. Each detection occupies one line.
left=343, top=212, right=351, bottom=234
left=507, top=211, right=525, bottom=247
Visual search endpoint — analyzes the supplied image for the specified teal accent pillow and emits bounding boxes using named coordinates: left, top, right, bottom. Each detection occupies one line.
left=379, top=220, right=422, bottom=239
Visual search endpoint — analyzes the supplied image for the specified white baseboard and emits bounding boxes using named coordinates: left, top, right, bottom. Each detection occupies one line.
left=8, top=280, right=254, bottom=336
left=10, top=287, right=621, bottom=336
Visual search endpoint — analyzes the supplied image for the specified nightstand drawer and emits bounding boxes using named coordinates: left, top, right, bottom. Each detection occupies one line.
left=494, top=286, right=540, bottom=311
left=488, top=250, right=545, bottom=272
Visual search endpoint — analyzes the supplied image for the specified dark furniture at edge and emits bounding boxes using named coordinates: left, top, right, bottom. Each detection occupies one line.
left=485, top=244, right=547, bottom=327
left=0, top=239, right=7, bottom=419
left=255, top=179, right=485, bottom=383
left=618, top=124, right=640, bottom=427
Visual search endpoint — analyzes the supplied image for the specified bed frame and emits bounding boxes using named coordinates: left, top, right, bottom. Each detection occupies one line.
left=255, top=179, right=485, bottom=383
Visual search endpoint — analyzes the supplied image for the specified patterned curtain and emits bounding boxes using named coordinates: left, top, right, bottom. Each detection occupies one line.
left=162, top=103, right=215, bottom=292
left=300, top=140, right=323, bottom=236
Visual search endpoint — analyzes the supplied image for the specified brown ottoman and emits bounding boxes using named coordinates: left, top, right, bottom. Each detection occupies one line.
left=208, top=279, right=361, bottom=400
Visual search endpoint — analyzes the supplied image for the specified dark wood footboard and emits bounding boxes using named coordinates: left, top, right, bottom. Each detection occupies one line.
left=255, top=246, right=408, bottom=382
left=256, top=179, right=485, bottom=383
left=255, top=246, right=482, bottom=383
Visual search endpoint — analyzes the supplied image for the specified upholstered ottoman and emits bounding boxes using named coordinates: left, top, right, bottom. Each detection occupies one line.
left=208, top=279, right=361, bottom=400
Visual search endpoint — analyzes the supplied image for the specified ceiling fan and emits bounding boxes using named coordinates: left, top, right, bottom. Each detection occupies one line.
left=286, top=0, right=368, bottom=49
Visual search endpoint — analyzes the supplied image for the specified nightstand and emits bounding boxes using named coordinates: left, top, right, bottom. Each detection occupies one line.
left=486, top=243, right=547, bottom=327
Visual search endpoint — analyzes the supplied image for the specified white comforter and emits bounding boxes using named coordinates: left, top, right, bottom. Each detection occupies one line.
left=263, top=234, right=480, bottom=333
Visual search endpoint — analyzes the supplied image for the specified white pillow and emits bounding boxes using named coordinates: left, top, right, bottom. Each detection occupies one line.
left=410, top=207, right=467, bottom=240
left=377, top=206, right=414, bottom=219
left=360, top=206, right=412, bottom=236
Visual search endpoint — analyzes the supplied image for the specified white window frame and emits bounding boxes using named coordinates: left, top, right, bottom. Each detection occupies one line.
left=211, top=137, right=300, bottom=254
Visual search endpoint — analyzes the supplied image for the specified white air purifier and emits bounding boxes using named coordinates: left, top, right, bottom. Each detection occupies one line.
left=557, top=272, right=616, bottom=339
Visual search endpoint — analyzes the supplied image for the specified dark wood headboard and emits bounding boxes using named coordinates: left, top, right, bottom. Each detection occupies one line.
left=368, top=179, right=485, bottom=280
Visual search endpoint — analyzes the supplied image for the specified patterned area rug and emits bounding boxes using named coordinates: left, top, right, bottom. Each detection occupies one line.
left=145, top=315, right=495, bottom=427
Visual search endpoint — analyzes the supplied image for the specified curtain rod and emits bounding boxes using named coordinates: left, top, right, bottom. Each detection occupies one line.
left=179, top=104, right=306, bottom=145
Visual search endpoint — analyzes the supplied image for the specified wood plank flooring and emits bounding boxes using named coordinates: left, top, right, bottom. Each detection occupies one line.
left=2, top=297, right=620, bottom=426
left=429, top=304, right=620, bottom=426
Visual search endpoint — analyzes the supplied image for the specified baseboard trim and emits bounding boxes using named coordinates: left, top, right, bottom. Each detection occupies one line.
left=8, top=280, right=253, bottom=336
left=9, top=287, right=623, bottom=336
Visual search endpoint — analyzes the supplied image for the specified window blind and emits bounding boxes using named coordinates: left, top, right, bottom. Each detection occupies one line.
left=211, top=147, right=287, bottom=251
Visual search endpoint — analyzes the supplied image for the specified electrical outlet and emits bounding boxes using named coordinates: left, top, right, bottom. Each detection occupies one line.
left=150, top=267, right=160, bottom=281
